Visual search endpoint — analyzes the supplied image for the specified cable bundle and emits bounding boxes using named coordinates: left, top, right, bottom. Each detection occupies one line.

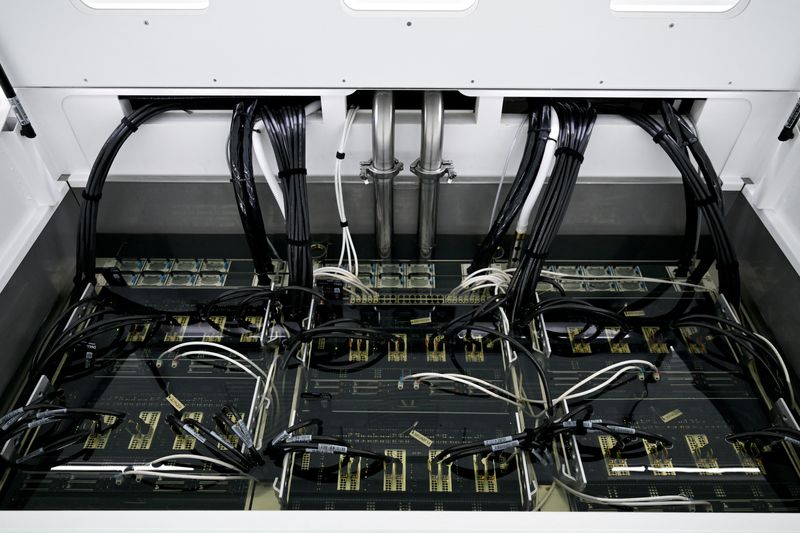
left=333, top=106, right=360, bottom=274
left=229, top=100, right=274, bottom=286
left=261, top=105, right=313, bottom=308
left=506, top=102, right=597, bottom=324
left=618, top=105, right=739, bottom=305
left=469, top=105, right=551, bottom=272
left=75, top=101, right=183, bottom=290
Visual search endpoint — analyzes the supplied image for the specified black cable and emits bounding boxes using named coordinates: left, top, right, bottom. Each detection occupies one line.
left=470, top=105, right=551, bottom=272
left=262, top=105, right=313, bottom=314
left=229, top=100, right=274, bottom=286
left=506, top=102, right=597, bottom=324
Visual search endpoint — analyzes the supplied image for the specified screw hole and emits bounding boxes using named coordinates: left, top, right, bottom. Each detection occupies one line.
left=728, top=81, right=733, bottom=85
left=212, top=78, right=218, bottom=83
left=143, top=20, right=149, bottom=26
left=83, top=78, right=88, bottom=82
left=599, top=80, right=604, bottom=85
left=342, top=79, right=347, bottom=83
left=470, top=79, right=475, bottom=84
left=668, top=22, right=674, bottom=28
left=406, top=21, right=412, bottom=27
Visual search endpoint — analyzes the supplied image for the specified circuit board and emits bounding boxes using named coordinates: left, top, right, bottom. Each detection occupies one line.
left=535, top=264, right=800, bottom=512
left=282, top=301, right=531, bottom=511
left=0, top=288, right=272, bottom=510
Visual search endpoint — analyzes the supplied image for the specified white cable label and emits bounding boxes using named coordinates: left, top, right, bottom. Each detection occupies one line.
left=287, top=434, right=313, bottom=443
left=182, top=425, right=206, bottom=444
left=491, top=440, right=519, bottom=452
left=313, top=444, right=348, bottom=454
left=483, top=436, right=513, bottom=446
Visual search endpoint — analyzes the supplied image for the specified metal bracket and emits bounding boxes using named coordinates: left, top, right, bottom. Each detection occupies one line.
left=409, top=158, right=456, bottom=183
left=359, top=158, right=403, bottom=183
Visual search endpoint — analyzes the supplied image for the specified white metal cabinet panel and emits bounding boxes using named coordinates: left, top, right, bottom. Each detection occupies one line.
left=0, top=1, right=799, bottom=90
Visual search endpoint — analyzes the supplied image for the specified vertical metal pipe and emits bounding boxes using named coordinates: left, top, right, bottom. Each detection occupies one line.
left=416, top=91, right=445, bottom=260
left=420, top=92, right=444, bottom=172
left=368, top=91, right=400, bottom=259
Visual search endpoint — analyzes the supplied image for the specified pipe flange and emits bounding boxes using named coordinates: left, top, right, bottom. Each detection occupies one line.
left=409, top=158, right=457, bottom=182
left=360, top=159, right=404, bottom=182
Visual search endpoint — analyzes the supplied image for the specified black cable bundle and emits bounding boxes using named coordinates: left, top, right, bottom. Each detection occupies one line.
left=469, top=105, right=551, bottom=273
left=261, top=105, right=313, bottom=309
left=506, top=102, right=597, bottom=324
left=619, top=106, right=739, bottom=304
left=75, top=101, right=183, bottom=291
left=229, top=101, right=274, bottom=286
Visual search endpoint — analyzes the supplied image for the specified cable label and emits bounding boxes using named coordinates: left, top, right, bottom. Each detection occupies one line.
left=483, top=436, right=513, bottom=446
left=313, top=444, right=348, bottom=455
left=491, top=439, right=520, bottom=452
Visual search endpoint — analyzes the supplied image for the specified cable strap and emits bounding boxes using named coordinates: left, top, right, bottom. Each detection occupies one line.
left=554, top=147, right=584, bottom=162
left=339, top=221, right=349, bottom=228
left=287, top=238, right=310, bottom=246
left=695, top=196, right=717, bottom=208
left=278, top=168, right=308, bottom=179
left=652, top=128, right=669, bottom=144
left=120, top=117, right=139, bottom=133
left=81, top=191, right=102, bottom=201
left=335, top=152, right=345, bottom=160
left=522, top=249, right=548, bottom=260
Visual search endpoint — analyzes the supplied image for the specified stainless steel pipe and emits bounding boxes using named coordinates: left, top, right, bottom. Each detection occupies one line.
left=412, top=91, right=453, bottom=260
left=363, top=91, right=402, bottom=259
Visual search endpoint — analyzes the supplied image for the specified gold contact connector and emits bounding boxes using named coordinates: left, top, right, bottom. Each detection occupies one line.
left=473, top=454, right=498, bottom=493
left=241, top=315, right=263, bottom=343
left=425, top=334, right=446, bottom=363
left=679, top=327, right=707, bottom=354
left=83, top=415, right=117, bottom=449
left=605, top=327, right=630, bottom=354
left=643, top=439, right=674, bottom=476
left=349, top=338, right=370, bottom=362
left=388, top=334, right=408, bottom=362
left=337, top=455, right=362, bottom=491
left=599, top=435, right=629, bottom=476
left=173, top=412, right=203, bottom=450
left=685, top=434, right=720, bottom=474
left=642, top=326, right=669, bottom=354
left=428, top=450, right=452, bottom=492
left=164, top=316, right=190, bottom=343
left=567, top=327, right=592, bottom=354
left=202, top=316, right=226, bottom=342
left=128, top=411, right=161, bottom=450
left=383, top=449, right=406, bottom=491
left=464, top=337, right=485, bottom=363
left=732, top=440, right=765, bottom=475
left=125, top=323, right=151, bottom=343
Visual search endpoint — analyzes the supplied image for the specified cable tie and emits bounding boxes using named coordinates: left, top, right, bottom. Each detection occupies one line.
left=652, top=128, right=669, bottom=144
left=286, top=238, right=310, bottom=247
left=335, top=152, right=345, bottom=160
left=522, top=249, right=548, bottom=260
left=339, top=221, right=349, bottom=228
left=554, top=147, right=584, bottom=162
left=119, top=116, right=138, bottom=133
left=81, top=191, right=102, bottom=201
left=277, top=168, right=308, bottom=179
left=694, top=196, right=716, bottom=208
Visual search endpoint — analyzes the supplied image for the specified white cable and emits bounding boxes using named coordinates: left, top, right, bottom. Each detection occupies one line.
left=554, top=360, right=658, bottom=405
left=752, top=332, right=796, bottom=407
left=158, top=341, right=269, bottom=380
left=515, top=108, right=560, bottom=235
left=148, top=454, right=244, bottom=473
left=251, top=121, right=286, bottom=219
left=404, top=372, right=523, bottom=408
left=488, top=117, right=528, bottom=230
left=556, top=366, right=645, bottom=404
left=169, top=350, right=260, bottom=381
left=334, top=106, right=360, bottom=274
left=120, top=470, right=250, bottom=482
left=552, top=478, right=707, bottom=508
left=314, top=266, right=377, bottom=297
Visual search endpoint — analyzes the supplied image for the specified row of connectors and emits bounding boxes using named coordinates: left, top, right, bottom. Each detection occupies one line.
left=539, top=265, right=648, bottom=292
left=599, top=434, right=764, bottom=477
left=339, top=334, right=488, bottom=364
left=96, top=257, right=234, bottom=287
left=565, top=325, right=678, bottom=356
left=354, top=263, right=435, bottom=290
